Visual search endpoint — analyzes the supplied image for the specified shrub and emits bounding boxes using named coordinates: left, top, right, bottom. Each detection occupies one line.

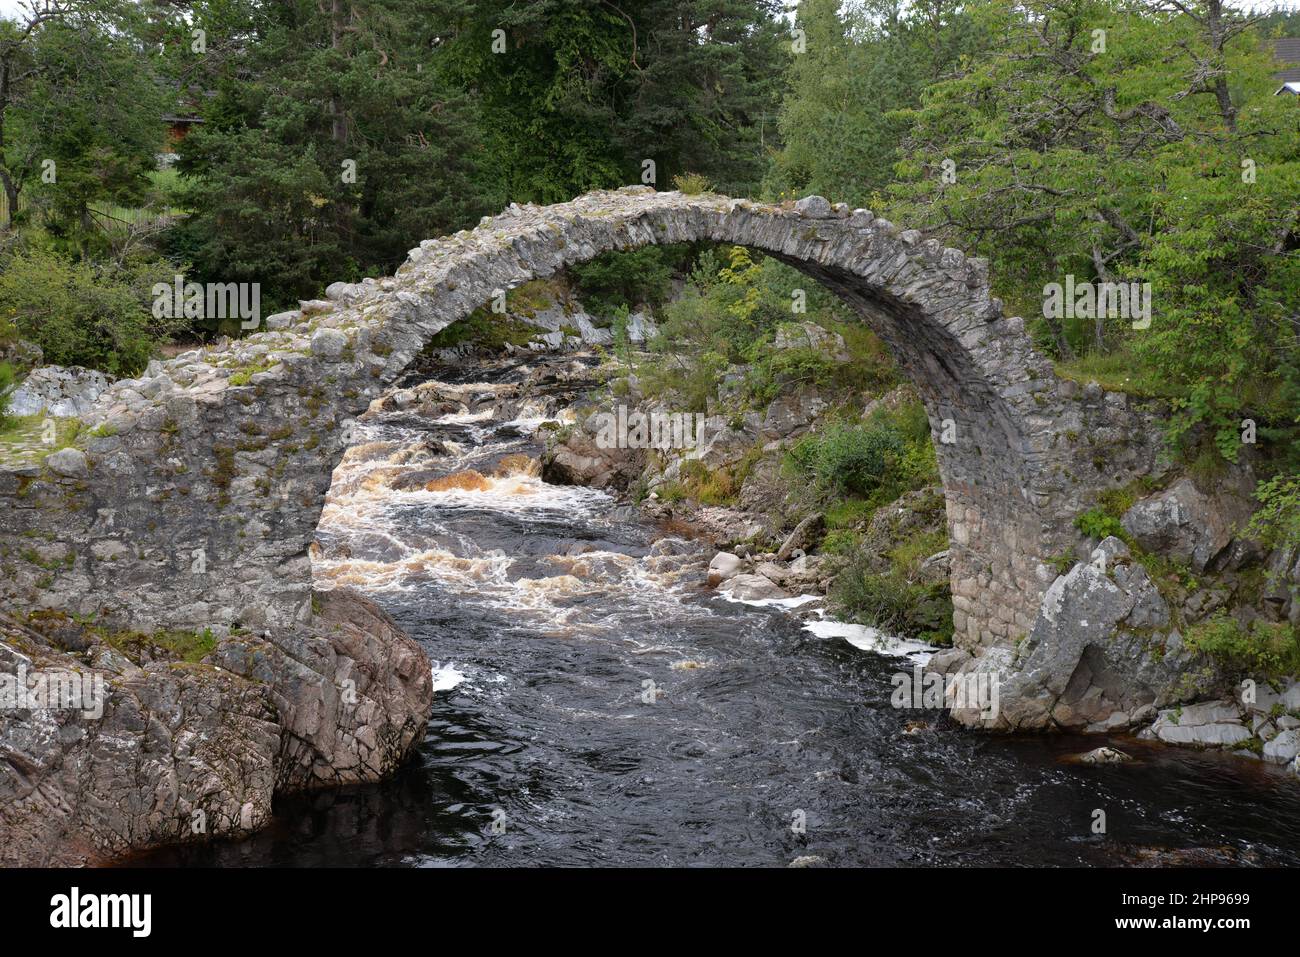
left=637, top=349, right=727, bottom=414
left=788, top=421, right=905, bottom=498
left=1073, top=507, right=1126, bottom=541
left=671, top=172, right=714, bottom=195
left=0, top=246, right=181, bottom=376
left=829, top=559, right=954, bottom=646
left=1184, top=613, right=1300, bottom=682
left=1247, top=475, right=1300, bottom=588
left=745, top=344, right=837, bottom=405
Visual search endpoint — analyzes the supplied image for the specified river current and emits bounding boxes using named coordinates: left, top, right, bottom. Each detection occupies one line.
left=139, top=358, right=1300, bottom=867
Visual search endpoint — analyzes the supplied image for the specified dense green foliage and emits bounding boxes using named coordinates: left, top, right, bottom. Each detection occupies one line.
left=0, top=245, right=179, bottom=375
left=829, top=557, right=956, bottom=646
left=569, top=245, right=692, bottom=317
left=1185, top=612, right=1300, bottom=681
left=883, top=0, right=1300, bottom=461
left=766, top=0, right=983, bottom=205
left=434, top=0, right=788, bottom=202
left=167, top=0, right=494, bottom=314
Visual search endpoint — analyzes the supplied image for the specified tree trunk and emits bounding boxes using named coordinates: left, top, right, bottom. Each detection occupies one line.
left=330, top=0, right=347, bottom=145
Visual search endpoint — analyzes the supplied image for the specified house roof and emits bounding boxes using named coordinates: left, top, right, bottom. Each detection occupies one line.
left=1277, top=80, right=1300, bottom=95
left=1267, top=38, right=1300, bottom=87
left=1271, top=37, right=1300, bottom=65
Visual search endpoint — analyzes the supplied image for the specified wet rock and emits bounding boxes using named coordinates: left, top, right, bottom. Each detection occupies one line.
left=783, top=554, right=829, bottom=591
left=724, top=574, right=788, bottom=601
left=1075, top=746, right=1132, bottom=764
left=707, top=551, right=745, bottom=587
left=542, top=423, right=643, bottom=491
left=967, top=537, right=1194, bottom=732
left=1114, top=845, right=1260, bottom=867
left=0, top=611, right=280, bottom=866
left=1263, top=729, right=1300, bottom=765
left=926, top=648, right=973, bottom=676
left=218, top=587, right=431, bottom=791
left=0, top=588, right=430, bottom=865
left=1143, top=701, right=1253, bottom=747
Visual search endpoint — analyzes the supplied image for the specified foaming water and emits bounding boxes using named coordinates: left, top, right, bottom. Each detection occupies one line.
left=137, top=366, right=1300, bottom=868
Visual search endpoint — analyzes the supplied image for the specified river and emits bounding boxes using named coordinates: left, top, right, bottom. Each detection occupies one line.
left=138, top=356, right=1300, bottom=867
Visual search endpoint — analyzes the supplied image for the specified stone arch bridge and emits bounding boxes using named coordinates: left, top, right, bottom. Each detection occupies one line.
left=0, top=187, right=1156, bottom=655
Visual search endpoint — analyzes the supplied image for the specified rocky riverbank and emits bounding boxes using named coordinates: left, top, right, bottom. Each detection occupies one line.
left=0, top=588, right=430, bottom=865
left=1, top=237, right=1297, bottom=865
left=532, top=303, right=1300, bottom=775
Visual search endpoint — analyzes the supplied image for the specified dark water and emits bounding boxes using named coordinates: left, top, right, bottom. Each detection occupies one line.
left=136, top=364, right=1300, bottom=868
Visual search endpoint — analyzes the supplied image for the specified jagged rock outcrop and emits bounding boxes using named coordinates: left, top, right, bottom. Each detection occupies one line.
left=1121, top=475, right=1260, bottom=573
left=759, top=388, right=829, bottom=442
left=946, top=537, right=1196, bottom=731
left=0, top=608, right=280, bottom=866
left=542, top=417, right=647, bottom=491
left=0, top=587, right=430, bottom=865
left=211, top=588, right=431, bottom=790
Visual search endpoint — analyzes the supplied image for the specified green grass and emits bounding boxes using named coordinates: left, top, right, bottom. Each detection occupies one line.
left=887, top=527, right=948, bottom=574
left=825, top=497, right=873, bottom=530
left=0, top=414, right=85, bottom=468
left=98, top=625, right=219, bottom=665
left=1055, top=350, right=1181, bottom=398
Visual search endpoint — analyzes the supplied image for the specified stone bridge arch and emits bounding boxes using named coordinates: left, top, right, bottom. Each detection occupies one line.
left=0, top=187, right=1143, bottom=654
